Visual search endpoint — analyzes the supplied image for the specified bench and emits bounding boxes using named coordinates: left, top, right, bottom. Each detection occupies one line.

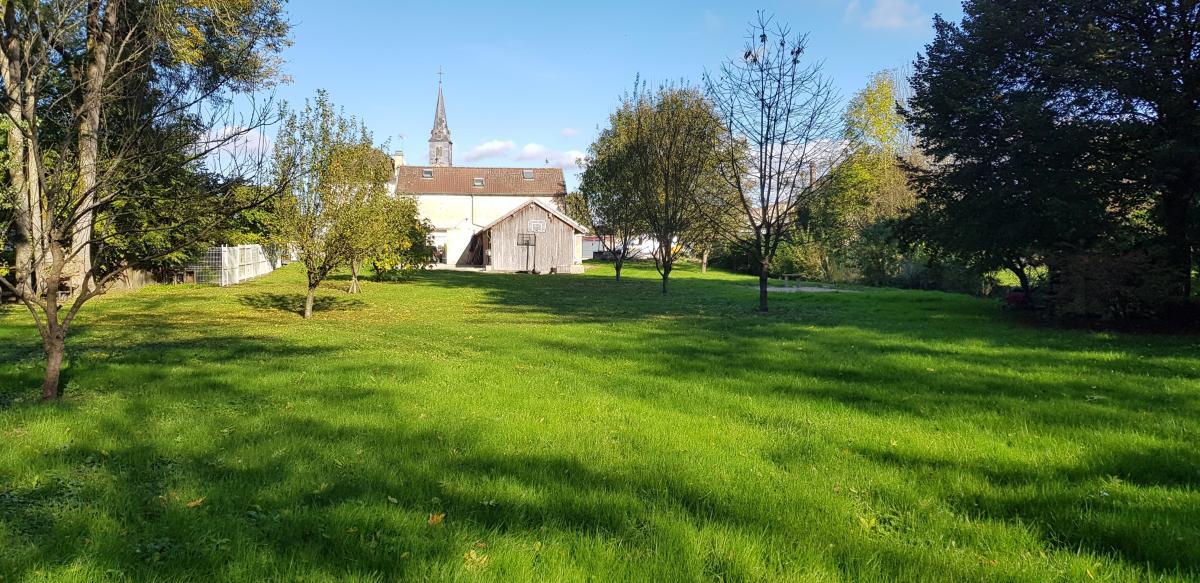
left=781, top=273, right=804, bottom=287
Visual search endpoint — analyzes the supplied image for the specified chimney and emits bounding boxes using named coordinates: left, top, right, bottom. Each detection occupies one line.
left=392, top=150, right=406, bottom=171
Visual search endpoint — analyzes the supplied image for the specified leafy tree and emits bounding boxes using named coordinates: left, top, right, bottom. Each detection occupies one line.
left=625, top=82, right=724, bottom=293
left=369, top=196, right=435, bottom=280
left=575, top=110, right=648, bottom=281
left=272, top=91, right=385, bottom=317
left=904, top=1, right=1199, bottom=302
left=333, top=144, right=393, bottom=294
left=0, top=0, right=288, bottom=399
left=807, top=70, right=919, bottom=282
left=707, top=12, right=846, bottom=311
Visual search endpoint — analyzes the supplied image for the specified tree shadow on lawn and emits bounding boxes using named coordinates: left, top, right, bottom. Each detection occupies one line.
left=239, top=292, right=365, bottom=317
left=404, top=268, right=1200, bottom=575
left=0, top=335, right=963, bottom=581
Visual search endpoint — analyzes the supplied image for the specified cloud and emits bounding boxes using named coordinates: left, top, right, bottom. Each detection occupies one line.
left=201, top=126, right=273, bottom=174
left=463, top=139, right=517, bottom=162
left=464, top=139, right=584, bottom=171
left=849, top=0, right=927, bottom=30
left=560, top=127, right=578, bottom=138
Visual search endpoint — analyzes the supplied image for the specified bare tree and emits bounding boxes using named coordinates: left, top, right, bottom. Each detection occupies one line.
left=706, top=12, right=845, bottom=311
left=626, top=82, right=724, bottom=294
left=0, top=0, right=289, bottom=399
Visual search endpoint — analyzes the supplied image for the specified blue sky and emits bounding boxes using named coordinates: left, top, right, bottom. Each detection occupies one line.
left=270, top=0, right=963, bottom=188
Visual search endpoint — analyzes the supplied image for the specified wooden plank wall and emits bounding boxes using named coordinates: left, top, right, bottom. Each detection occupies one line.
left=486, top=204, right=577, bottom=273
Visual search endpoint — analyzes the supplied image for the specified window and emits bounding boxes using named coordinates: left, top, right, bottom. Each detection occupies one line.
left=522, top=169, right=534, bottom=180
left=422, top=169, right=433, bottom=179
left=473, top=177, right=485, bottom=187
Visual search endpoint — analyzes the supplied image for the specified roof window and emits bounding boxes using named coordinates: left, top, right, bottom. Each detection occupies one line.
left=522, top=169, right=535, bottom=180
left=422, top=169, right=433, bottom=179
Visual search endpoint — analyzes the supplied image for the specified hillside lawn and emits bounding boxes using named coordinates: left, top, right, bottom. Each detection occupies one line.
left=0, top=262, right=1197, bottom=582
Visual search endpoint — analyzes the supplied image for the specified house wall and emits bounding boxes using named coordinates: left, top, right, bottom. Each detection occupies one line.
left=486, top=204, right=582, bottom=273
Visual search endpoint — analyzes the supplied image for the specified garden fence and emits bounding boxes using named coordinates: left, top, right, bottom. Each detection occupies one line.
left=182, top=244, right=280, bottom=286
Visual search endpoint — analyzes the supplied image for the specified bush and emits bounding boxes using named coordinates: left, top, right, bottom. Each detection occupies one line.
left=1046, top=245, right=1180, bottom=321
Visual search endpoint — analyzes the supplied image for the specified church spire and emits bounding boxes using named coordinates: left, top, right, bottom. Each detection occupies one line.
left=429, top=69, right=452, bottom=167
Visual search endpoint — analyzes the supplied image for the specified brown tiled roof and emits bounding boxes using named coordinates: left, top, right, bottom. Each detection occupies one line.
left=395, top=166, right=567, bottom=196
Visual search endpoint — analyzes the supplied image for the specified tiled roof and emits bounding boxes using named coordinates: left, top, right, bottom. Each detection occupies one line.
left=395, top=166, right=567, bottom=196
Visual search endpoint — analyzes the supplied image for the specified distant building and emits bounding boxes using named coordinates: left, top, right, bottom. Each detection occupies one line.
left=392, top=79, right=584, bottom=272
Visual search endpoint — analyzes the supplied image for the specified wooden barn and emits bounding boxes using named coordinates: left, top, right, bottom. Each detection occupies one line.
left=476, top=199, right=586, bottom=274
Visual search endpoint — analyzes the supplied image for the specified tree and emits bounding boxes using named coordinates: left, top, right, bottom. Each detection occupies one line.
left=682, top=172, right=742, bottom=274
left=272, top=91, right=385, bottom=318
left=904, top=1, right=1199, bottom=302
left=0, top=0, right=289, bottom=399
left=575, top=109, right=648, bottom=281
left=368, top=195, right=434, bottom=280
left=807, top=70, right=919, bottom=283
left=707, top=12, right=845, bottom=311
left=333, top=143, right=393, bottom=294
left=625, top=82, right=724, bottom=293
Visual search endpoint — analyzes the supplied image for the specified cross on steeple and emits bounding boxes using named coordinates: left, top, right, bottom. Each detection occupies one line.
left=437, top=66, right=443, bottom=85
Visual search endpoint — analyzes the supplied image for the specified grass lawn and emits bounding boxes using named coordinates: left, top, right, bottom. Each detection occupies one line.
left=0, top=262, right=1197, bottom=582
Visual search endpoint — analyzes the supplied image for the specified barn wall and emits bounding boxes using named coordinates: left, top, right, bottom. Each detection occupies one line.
left=487, top=204, right=579, bottom=273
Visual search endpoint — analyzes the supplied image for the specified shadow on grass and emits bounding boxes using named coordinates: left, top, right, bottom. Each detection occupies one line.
left=1, top=264, right=1197, bottom=580
left=401, top=265, right=1200, bottom=575
left=239, top=292, right=365, bottom=316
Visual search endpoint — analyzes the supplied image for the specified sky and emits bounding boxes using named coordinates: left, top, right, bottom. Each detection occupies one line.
left=268, top=0, right=964, bottom=189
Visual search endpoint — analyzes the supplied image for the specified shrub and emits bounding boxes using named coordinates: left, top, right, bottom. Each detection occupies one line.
left=1047, top=245, right=1179, bottom=321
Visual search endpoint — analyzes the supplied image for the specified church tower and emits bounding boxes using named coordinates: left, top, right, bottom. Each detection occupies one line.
left=428, top=77, right=453, bottom=167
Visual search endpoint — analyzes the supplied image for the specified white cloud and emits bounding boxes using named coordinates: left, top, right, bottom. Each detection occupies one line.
left=464, top=139, right=585, bottom=172
left=849, top=0, right=927, bottom=30
left=515, top=143, right=548, bottom=161
left=864, top=0, right=926, bottom=29
left=546, top=149, right=586, bottom=170
left=463, top=139, right=517, bottom=162
left=560, top=127, right=578, bottom=138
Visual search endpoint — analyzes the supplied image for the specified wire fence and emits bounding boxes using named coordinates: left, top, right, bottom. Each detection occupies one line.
left=180, top=244, right=280, bottom=286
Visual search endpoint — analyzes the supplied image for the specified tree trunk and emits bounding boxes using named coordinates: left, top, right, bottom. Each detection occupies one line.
left=661, top=262, right=671, bottom=294
left=701, top=249, right=709, bottom=273
left=758, top=264, right=770, bottom=312
left=304, top=285, right=316, bottom=319
left=1163, top=188, right=1193, bottom=300
left=68, top=0, right=122, bottom=292
left=42, top=334, right=65, bottom=400
left=614, top=257, right=623, bottom=281
left=348, top=260, right=360, bottom=294
left=1010, top=264, right=1031, bottom=295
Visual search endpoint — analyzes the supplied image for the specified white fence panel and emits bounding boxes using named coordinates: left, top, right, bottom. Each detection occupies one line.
left=183, top=244, right=280, bottom=286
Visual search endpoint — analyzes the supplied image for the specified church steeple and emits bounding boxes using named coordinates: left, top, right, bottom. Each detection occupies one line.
left=429, top=71, right=452, bottom=167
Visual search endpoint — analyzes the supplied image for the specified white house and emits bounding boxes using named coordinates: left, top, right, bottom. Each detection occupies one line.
left=391, top=81, right=582, bottom=270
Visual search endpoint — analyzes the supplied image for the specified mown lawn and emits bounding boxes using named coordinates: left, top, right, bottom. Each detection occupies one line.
left=0, top=262, right=1197, bottom=582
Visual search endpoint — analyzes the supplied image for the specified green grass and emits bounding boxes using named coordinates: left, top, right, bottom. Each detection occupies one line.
left=0, top=262, right=1197, bottom=582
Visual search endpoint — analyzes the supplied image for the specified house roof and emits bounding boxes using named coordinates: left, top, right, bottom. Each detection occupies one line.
left=395, top=166, right=567, bottom=196
left=480, top=198, right=588, bottom=234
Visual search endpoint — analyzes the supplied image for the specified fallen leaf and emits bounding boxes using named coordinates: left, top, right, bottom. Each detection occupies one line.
left=187, top=497, right=205, bottom=508
left=387, top=496, right=399, bottom=504
left=428, top=512, right=445, bottom=526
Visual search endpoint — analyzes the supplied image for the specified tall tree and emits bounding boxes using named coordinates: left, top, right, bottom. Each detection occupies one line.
left=333, top=143, right=393, bottom=294
left=706, top=12, right=845, bottom=311
left=904, top=0, right=1199, bottom=302
left=808, top=70, right=919, bottom=283
left=575, top=109, right=647, bottom=281
left=272, top=91, right=383, bottom=318
left=0, top=0, right=289, bottom=399
left=626, top=82, right=724, bottom=293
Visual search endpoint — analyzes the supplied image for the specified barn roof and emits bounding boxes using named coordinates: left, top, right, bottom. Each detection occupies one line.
left=480, top=198, right=588, bottom=234
left=395, top=166, right=567, bottom=196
